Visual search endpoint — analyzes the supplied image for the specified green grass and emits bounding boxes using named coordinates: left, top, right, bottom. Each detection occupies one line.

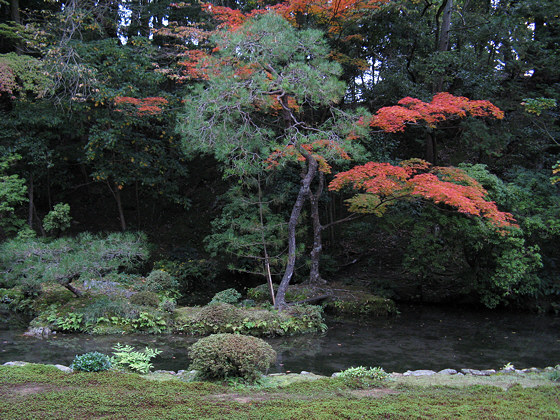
left=1, top=365, right=559, bottom=419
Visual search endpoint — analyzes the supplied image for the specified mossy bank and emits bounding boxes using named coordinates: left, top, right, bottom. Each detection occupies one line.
left=1, top=362, right=558, bottom=419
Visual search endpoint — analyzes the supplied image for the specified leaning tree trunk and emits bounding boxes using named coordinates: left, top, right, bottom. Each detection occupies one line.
left=275, top=154, right=318, bottom=309
left=307, top=171, right=326, bottom=285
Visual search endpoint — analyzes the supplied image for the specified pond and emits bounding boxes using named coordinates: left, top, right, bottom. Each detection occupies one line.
left=1, top=305, right=559, bottom=375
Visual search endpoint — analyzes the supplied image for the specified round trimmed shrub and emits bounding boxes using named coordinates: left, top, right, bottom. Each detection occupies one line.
left=189, top=333, right=276, bottom=382
left=142, top=270, right=179, bottom=292
left=195, top=303, right=242, bottom=328
left=209, top=288, right=241, bottom=305
left=130, top=291, right=160, bottom=307
left=71, top=352, right=112, bottom=372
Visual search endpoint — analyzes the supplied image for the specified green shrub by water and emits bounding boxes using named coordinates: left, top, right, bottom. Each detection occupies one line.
left=209, top=288, right=241, bottom=305
left=337, top=366, right=389, bottom=388
left=189, top=333, right=276, bottom=382
left=71, top=352, right=112, bottom=372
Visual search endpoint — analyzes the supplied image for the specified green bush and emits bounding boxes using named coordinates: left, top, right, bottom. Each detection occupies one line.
left=110, top=343, right=161, bottom=374
left=189, top=333, right=276, bottom=382
left=337, top=366, right=389, bottom=388
left=209, top=288, right=241, bottom=305
left=195, top=303, right=242, bottom=330
left=130, top=291, right=160, bottom=307
left=140, top=269, right=179, bottom=293
left=71, top=352, right=112, bottom=372
left=42, top=203, right=71, bottom=235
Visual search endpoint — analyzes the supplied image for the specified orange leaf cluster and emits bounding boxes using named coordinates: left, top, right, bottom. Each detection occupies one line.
left=177, top=49, right=211, bottom=81
left=329, top=159, right=516, bottom=230
left=369, top=92, right=504, bottom=133
left=266, top=140, right=351, bottom=173
left=201, top=3, right=268, bottom=30
left=275, top=0, right=387, bottom=34
left=114, top=96, right=169, bottom=116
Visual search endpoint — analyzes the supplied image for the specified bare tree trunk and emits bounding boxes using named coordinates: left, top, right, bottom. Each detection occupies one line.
left=107, top=181, right=126, bottom=231
left=307, top=171, right=326, bottom=285
left=27, top=173, right=33, bottom=229
left=426, top=131, right=437, bottom=164
left=257, top=175, right=275, bottom=306
left=275, top=155, right=318, bottom=309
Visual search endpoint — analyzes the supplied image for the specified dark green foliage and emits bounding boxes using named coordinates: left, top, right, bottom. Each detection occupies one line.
left=325, top=295, right=398, bottom=317
left=0, top=232, right=149, bottom=296
left=189, top=333, right=276, bottom=382
left=71, top=352, right=112, bottom=372
left=0, top=154, right=27, bottom=238
left=130, top=291, right=160, bottom=308
left=209, top=288, right=241, bottom=305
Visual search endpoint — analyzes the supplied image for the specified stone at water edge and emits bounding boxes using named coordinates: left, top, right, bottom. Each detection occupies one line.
left=460, top=369, right=496, bottom=376
left=3, top=361, right=28, bottom=366
left=403, top=370, right=437, bottom=376
left=53, top=364, right=73, bottom=373
left=437, top=369, right=457, bottom=375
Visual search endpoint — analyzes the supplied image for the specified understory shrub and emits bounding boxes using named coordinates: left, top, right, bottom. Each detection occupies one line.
left=139, top=269, right=179, bottom=295
left=110, top=343, right=161, bottom=374
left=71, top=352, right=112, bottom=372
left=130, top=291, right=160, bottom=307
left=189, top=333, right=276, bottom=382
left=209, top=288, right=241, bottom=305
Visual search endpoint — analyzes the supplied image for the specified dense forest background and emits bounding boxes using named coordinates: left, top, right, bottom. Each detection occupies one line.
left=1, top=0, right=558, bottom=310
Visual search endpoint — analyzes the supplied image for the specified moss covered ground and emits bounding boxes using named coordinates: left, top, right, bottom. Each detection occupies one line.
left=1, top=364, right=558, bottom=419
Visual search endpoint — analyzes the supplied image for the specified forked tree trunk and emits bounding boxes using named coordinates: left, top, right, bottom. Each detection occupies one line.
left=275, top=155, right=318, bottom=309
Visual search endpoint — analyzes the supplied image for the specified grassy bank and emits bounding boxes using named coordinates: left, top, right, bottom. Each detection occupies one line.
left=1, top=364, right=559, bottom=419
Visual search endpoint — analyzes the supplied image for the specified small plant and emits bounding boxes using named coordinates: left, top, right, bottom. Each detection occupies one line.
left=189, top=333, right=276, bottom=382
left=48, top=312, right=83, bottom=332
left=337, top=366, right=389, bottom=388
left=130, top=312, right=167, bottom=333
left=210, top=288, right=241, bottom=305
left=548, top=365, right=560, bottom=382
left=71, top=352, right=112, bottom=372
left=502, top=362, right=515, bottom=371
left=110, top=343, right=161, bottom=374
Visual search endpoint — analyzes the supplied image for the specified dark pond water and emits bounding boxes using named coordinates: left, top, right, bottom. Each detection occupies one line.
left=1, top=305, right=559, bottom=375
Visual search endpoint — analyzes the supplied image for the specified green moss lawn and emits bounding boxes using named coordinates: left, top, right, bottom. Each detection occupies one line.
left=1, top=364, right=559, bottom=419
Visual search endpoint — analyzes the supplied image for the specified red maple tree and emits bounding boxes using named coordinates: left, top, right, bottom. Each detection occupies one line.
left=364, top=92, right=504, bottom=133
left=329, top=159, right=516, bottom=230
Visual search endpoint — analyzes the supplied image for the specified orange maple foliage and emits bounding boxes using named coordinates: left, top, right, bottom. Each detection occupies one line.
left=114, top=96, right=169, bottom=116
left=275, top=0, right=387, bottom=33
left=367, top=92, right=504, bottom=132
left=266, top=140, right=352, bottom=174
left=200, top=0, right=386, bottom=33
left=329, top=159, right=516, bottom=230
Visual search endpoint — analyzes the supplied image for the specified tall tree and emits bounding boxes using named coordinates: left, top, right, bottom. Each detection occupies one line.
left=177, top=12, right=365, bottom=308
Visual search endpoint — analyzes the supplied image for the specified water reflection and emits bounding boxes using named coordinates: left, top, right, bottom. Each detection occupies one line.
left=1, top=305, right=558, bottom=375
